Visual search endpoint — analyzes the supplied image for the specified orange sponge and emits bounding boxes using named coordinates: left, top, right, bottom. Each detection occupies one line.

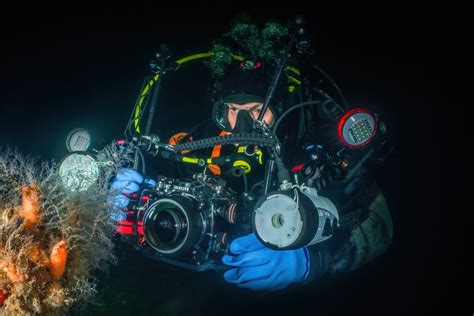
left=18, top=184, right=41, bottom=230
left=49, top=241, right=68, bottom=279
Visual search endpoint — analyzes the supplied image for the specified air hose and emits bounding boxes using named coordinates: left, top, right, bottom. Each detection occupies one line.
left=172, top=133, right=279, bottom=152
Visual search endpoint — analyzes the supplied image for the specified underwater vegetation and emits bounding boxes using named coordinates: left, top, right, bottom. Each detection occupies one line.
left=0, top=148, right=116, bottom=315
left=207, top=22, right=289, bottom=79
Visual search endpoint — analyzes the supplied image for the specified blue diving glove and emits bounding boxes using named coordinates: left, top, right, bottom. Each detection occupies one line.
left=107, top=168, right=156, bottom=209
left=222, top=233, right=310, bottom=291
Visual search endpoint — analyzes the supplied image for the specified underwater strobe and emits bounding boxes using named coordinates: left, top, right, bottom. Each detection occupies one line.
left=59, top=153, right=100, bottom=192
left=253, top=185, right=339, bottom=250
left=59, top=128, right=99, bottom=192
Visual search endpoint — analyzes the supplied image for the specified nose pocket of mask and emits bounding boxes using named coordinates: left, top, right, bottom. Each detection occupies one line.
left=232, top=110, right=254, bottom=133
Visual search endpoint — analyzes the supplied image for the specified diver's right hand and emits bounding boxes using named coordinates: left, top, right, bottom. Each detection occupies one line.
left=108, top=168, right=156, bottom=209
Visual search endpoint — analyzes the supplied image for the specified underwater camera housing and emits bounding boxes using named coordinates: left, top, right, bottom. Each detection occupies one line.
left=116, top=173, right=253, bottom=271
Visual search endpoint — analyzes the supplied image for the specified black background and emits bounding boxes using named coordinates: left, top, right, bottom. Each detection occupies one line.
left=0, top=2, right=466, bottom=315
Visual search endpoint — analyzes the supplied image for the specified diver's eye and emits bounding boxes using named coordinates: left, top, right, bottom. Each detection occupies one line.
left=229, top=107, right=239, bottom=113
left=251, top=108, right=262, bottom=117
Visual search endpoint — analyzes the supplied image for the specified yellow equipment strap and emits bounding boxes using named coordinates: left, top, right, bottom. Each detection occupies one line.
left=134, top=75, right=159, bottom=133
left=181, top=157, right=200, bottom=164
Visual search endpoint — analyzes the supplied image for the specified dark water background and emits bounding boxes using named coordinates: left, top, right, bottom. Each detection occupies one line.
left=0, top=3, right=466, bottom=315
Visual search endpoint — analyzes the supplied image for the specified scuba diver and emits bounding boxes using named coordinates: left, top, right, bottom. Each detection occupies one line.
left=106, top=20, right=394, bottom=292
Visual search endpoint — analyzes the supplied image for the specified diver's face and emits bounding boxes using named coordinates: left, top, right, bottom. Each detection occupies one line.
left=226, top=102, right=274, bottom=129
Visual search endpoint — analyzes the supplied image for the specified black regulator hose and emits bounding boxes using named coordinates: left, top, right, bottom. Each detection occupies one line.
left=272, top=101, right=321, bottom=134
left=133, top=148, right=146, bottom=174
left=172, top=133, right=279, bottom=152
left=311, top=64, right=349, bottom=110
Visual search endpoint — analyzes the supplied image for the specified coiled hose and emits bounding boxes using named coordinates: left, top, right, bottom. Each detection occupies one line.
left=172, top=133, right=279, bottom=152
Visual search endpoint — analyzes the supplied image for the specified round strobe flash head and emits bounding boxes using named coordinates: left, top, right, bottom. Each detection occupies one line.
left=59, top=153, right=99, bottom=192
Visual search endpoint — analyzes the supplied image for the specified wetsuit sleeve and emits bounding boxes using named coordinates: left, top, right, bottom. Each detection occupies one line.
left=303, top=188, right=393, bottom=283
left=348, top=191, right=393, bottom=271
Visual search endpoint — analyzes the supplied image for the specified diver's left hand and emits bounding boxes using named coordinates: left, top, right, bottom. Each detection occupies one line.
left=222, top=233, right=310, bottom=291
left=107, top=168, right=156, bottom=209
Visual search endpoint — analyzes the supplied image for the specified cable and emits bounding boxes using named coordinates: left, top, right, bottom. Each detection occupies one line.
left=133, top=149, right=146, bottom=174
left=242, top=172, right=248, bottom=195
left=314, top=88, right=346, bottom=113
left=250, top=181, right=264, bottom=196
left=311, top=64, right=349, bottom=110
left=273, top=101, right=320, bottom=134
left=272, top=87, right=348, bottom=135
